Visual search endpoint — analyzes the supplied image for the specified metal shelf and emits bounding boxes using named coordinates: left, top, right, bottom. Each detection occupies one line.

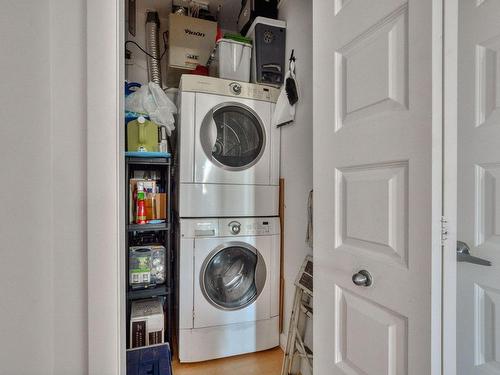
left=127, top=222, right=169, bottom=232
left=125, top=155, right=174, bottom=353
left=127, top=284, right=171, bottom=301
left=125, top=156, right=170, bottom=166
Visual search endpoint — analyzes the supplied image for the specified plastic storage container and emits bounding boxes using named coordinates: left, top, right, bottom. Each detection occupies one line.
left=127, top=343, right=172, bottom=375
left=129, top=245, right=166, bottom=289
left=245, top=17, right=286, bottom=87
left=129, top=298, right=165, bottom=348
left=213, top=38, right=252, bottom=82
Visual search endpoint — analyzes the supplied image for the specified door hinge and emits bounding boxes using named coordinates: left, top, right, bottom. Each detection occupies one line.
left=441, top=216, right=449, bottom=245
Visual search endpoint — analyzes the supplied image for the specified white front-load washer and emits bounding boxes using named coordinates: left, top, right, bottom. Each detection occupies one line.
left=178, top=217, right=280, bottom=362
left=177, top=75, right=281, bottom=217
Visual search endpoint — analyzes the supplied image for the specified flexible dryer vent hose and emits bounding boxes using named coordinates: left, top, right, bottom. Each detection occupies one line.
left=145, top=11, right=162, bottom=87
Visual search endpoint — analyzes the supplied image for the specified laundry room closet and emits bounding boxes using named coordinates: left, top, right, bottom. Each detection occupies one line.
left=122, top=1, right=312, bottom=374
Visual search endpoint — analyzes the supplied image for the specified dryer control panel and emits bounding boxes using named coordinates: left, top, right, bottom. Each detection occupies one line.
left=179, top=75, right=280, bottom=103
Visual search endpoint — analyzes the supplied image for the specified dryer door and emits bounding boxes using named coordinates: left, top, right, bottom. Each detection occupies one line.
left=195, top=93, right=276, bottom=185
left=201, top=104, right=265, bottom=171
left=201, top=242, right=266, bottom=311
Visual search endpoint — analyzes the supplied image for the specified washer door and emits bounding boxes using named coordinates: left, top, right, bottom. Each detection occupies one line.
left=200, top=103, right=266, bottom=171
left=200, top=241, right=267, bottom=311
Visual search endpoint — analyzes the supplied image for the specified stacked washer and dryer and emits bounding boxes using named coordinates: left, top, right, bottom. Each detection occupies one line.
left=176, top=75, right=281, bottom=362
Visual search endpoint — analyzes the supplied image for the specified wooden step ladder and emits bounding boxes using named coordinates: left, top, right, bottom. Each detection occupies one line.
left=281, top=255, right=313, bottom=375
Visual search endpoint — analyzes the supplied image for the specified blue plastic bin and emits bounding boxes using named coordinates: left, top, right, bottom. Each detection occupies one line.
left=127, top=343, right=172, bottom=375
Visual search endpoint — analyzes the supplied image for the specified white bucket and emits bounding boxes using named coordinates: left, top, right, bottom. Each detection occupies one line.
left=214, top=38, right=252, bottom=82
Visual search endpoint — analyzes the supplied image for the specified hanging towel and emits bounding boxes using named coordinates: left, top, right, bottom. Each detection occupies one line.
left=272, top=54, right=298, bottom=127
left=273, top=72, right=296, bottom=127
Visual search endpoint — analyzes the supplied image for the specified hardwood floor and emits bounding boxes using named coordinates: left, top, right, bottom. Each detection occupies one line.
left=172, top=347, right=284, bottom=375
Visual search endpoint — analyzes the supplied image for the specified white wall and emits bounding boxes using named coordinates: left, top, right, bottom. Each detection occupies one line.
left=0, top=1, right=87, bottom=374
left=50, top=0, right=88, bottom=373
left=278, top=0, right=313, bottom=372
left=0, top=2, right=53, bottom=373
left=126, top=0, right=171, bottom=86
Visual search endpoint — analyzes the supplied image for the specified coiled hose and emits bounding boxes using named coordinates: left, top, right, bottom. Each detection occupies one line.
left=145, top=11, right=162, bottom=87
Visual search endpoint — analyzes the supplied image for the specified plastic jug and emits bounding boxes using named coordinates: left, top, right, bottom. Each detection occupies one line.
left=127, top=116, right=159, bottom=152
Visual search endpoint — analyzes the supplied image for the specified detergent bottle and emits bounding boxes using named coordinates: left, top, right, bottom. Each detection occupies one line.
left=127, top=116, right=159, bottom=152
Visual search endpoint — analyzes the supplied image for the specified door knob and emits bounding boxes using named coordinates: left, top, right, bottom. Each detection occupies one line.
left=457, top=241, right=491, bottom=266
left=352, top=270, right=372, bottom=287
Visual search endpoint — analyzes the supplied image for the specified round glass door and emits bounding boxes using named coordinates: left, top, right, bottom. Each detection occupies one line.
left=200, top=242, right=267, bottom=311
left=200, top=103, right=266, bottom=171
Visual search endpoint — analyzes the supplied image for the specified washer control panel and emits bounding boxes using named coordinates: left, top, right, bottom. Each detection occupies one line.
left=183, top=219, right=218, bottom=238
left=219, top=218, right=279, bottom=237
left=181, top=217, right=279, bottom=238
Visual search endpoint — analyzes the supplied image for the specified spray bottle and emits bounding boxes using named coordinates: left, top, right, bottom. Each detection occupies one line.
left=136, top=181, right=147, bottom=224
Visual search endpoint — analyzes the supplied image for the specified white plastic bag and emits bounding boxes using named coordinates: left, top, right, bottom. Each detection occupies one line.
left=125, top=82, right=177, bottom=135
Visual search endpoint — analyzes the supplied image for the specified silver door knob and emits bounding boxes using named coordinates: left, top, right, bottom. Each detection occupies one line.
left=457, top=241, right=491, bottom=266
left=352, top=270, right=372, bottom=287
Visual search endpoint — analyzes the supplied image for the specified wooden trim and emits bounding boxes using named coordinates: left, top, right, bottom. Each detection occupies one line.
left=279, top=178, right=285, bottom=333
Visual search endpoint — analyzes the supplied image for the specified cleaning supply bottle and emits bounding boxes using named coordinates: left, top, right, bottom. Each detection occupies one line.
left=127, top=116, right=159, bottom=152
left=136, top=182, right=147, bottom=224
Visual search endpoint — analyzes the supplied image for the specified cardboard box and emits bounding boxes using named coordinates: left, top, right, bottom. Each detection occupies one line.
left=155, top=193, right=167, bottom=220
left=145, top=192, right=156, bottom=221
left=166, top=14, right=217, bottom=87
left=130, top=299, right=165, bottom=348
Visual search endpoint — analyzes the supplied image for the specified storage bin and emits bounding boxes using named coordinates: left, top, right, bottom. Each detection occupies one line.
left=213, top=38, right=252, bottom=82
left=127, top=343, right=172, bottom=375
left=245, top=17, right=286, bottom=87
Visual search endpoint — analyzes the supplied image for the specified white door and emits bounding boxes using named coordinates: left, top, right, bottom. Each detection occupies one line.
left=457, top=1, right=500, bottom=374
left=313, top=0, right=439, bottom=374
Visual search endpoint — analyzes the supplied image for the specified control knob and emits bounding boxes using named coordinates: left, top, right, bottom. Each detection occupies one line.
left=230, top=82, right=242, bottom=95
left=229, top=221, right=241, bottom=235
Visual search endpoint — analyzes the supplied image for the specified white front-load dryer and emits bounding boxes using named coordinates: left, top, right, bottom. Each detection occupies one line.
left=177, top=75, right=281, bottom=217
left=178, top=217, right=280, bottom=362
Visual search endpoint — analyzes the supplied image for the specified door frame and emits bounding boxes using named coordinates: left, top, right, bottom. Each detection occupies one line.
left=85, top=0, right=451, bottom=373
left=87, top=0, right=126, bottom=374
left=442, top=0, right=459, bottom=373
